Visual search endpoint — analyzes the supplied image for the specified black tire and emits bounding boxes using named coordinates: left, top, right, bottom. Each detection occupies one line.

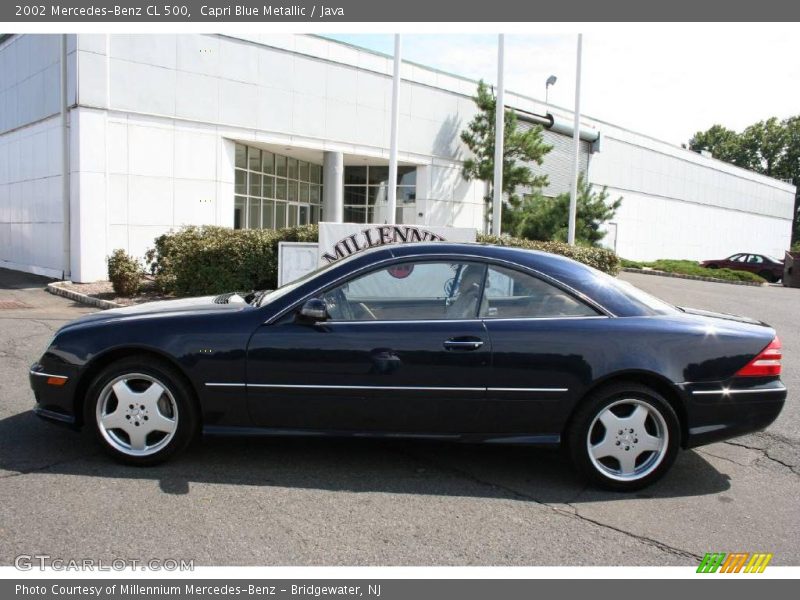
left=566, top=383, right=680, bottom=492
left=84, top=356, right=199, bottom=466
left=758, top=270, right=775, bottom=283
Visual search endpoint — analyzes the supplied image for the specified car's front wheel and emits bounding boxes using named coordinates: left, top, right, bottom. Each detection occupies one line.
left=85, top=357, right=198, bottom=465
left=567, top=383, right=680, bottom=491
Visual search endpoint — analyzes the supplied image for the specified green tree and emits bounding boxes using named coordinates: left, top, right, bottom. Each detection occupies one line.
left=690, top=117, right=799, bottom=244
left=509, top=174, right=622, bottom=246
left=688, top=124, right=745, bottom=165
left=741, top=117, right=787, bottom=176
left=460, top=80, right=553, bottom=231
left=776, top=116, right=800, bottom=242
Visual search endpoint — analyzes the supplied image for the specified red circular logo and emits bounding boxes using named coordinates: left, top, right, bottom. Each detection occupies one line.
left=387, top=264, right=414, bottom=279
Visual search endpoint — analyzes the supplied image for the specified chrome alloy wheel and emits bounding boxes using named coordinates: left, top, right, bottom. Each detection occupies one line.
left=96, top=373, right=178, bottom=457
left=586, top=399, right=668, bottom=481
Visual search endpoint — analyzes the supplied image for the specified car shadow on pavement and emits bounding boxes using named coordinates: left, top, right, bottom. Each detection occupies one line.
left=0, top=410, right=730, bottom=504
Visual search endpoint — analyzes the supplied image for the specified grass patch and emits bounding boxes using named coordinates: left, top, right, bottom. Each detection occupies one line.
left=622, top=258, right=765, bottom=283
left=619, top=258, right=643, bottom=269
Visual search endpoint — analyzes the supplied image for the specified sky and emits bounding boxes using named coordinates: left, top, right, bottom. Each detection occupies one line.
left=324, top=30, right=800, bottom=146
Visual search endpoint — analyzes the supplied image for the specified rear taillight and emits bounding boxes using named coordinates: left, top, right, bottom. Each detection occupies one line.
left=735, top=337, right=782, bottom=377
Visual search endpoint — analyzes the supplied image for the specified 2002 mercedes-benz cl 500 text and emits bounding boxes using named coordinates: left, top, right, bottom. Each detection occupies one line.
left=30, top=243, right=786, bottom=490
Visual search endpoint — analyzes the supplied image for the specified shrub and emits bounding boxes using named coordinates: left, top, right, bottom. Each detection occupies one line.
left=145, top=225, right=621, bottom=298
left=145, top=225, right=319, bottom=297
left=107, top=249, right=142, bottom=297
left=477, top=234, right=620, bottom=275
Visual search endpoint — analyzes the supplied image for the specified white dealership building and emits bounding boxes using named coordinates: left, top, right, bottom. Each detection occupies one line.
left=0, top=33, right=795, bottom=281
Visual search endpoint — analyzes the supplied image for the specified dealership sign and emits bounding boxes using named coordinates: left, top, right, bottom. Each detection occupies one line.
left=318, top=222, right=476, bottom=265
left=278, top=223, right=477, bottom=285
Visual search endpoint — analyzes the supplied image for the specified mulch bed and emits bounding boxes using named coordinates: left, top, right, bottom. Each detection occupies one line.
left=59, top=278, right=173, bottom=306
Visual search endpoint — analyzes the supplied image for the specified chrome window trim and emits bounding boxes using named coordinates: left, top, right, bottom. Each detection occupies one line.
left=265, top=251, right=616, bottom=325
left=320, top=319, right=484, bottom=325
left=481, top=316, right=610, bottom=323
left=318, top=316, right=610, bottom=325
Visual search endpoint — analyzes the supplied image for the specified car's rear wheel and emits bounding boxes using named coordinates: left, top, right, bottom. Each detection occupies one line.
left=567, top=383, right=680, bottom=491
left=85, top=357, right=198, bottom=465
left=758, top=270, right=776, bottom=283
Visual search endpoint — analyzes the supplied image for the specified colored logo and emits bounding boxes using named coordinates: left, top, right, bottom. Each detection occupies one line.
left=697, top=552, right=773, bottom=573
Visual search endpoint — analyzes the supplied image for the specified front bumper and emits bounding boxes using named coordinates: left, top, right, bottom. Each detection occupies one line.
left=29, top=362, right=80, bottom=428
left=682, top=379, right=787, bottom=448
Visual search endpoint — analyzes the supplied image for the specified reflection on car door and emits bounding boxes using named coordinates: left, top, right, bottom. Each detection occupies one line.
left=245, top=260, right=491, bottom=434
left=480, top=265, right=607, bottom=439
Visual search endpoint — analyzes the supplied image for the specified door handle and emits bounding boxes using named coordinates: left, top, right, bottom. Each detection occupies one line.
left=443, top=338, right=484, bottom=351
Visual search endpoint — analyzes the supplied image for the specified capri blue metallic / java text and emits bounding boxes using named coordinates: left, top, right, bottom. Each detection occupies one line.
left=29, top=243, right=787, bottom=491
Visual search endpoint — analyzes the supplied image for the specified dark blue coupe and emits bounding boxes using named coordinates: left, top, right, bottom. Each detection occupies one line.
left=30, top=243, right=786, bottom=491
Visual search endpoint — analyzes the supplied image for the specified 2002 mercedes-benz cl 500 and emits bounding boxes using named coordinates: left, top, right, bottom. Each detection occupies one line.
left=30, top=243, right=786, bottom=490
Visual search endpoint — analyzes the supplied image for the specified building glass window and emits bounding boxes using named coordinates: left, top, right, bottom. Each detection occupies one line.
left=343, top=165, right=417, bottom=224
left=234, top=143, right=323, bottom=230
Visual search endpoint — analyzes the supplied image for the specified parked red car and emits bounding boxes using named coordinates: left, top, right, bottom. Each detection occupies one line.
left=700, top=253, right=784, bottom=282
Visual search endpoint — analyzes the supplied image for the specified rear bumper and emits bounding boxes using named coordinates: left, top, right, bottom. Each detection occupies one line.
left=682, top=380, right=786, bottom=448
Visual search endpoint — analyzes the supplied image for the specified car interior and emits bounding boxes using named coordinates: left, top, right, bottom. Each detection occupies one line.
left=318, top=261, right=598, bottom=321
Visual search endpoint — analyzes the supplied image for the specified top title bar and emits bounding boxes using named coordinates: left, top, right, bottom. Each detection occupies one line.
left=3, top=0, right=800, bottom=22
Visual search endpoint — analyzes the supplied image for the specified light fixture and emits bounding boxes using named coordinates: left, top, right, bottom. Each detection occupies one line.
left=545, top=75, right=557, bottom=107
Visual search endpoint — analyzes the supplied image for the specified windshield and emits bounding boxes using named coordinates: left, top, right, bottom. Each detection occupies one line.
left=255, top=260, right=337, bottom=307
left=256, top=243, right=402, bottom=307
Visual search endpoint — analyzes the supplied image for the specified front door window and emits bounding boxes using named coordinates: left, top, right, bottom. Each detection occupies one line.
left=320, top=261, right=486, bottom=321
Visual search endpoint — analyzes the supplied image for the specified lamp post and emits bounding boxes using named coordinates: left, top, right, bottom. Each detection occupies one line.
left=387, top=34, right=402, bottom=225
left=545, top=74, right=557, bottom=109
left=567, top=34, right=583, bottom=246
left=491, top=34, right=505, bottom=236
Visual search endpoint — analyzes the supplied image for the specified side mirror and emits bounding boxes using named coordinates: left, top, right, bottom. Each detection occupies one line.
left=299, top=298, right=328, bottom=321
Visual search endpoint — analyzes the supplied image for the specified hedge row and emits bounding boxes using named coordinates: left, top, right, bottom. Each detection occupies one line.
left=144, top=225, right=620, bottom=297
left=639, top=259, right=765, bottom=283
left=476, top=234, right=620, bottom=276
left=145, top=225, right=319, bottom=297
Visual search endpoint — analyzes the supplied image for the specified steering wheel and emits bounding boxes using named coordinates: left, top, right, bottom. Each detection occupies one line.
left=358, top=302, right=378, bottom=320
left=325, top=287, right=354, bottom=321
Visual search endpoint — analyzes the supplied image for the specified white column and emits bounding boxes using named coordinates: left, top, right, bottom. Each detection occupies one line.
left=567, top=34, right=583, bottom=246
left=387, top=34, right=402, bottom=225
left=323, top=151, right=344, bottom=223
left=491, top=34, right=505, bottom=236
left=60, top=34, right=71, bottom=280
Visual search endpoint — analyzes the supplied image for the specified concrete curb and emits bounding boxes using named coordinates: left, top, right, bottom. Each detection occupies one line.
left=621, top=267, right=767, bottom=287
left=46, top=282, right=123, bottom=310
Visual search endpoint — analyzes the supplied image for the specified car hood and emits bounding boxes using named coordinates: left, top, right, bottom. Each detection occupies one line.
left=60, top=295, right=250, bottom=329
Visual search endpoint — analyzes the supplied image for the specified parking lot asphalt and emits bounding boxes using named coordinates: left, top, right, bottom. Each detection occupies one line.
left=0, top=268, right=797, bottom=566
